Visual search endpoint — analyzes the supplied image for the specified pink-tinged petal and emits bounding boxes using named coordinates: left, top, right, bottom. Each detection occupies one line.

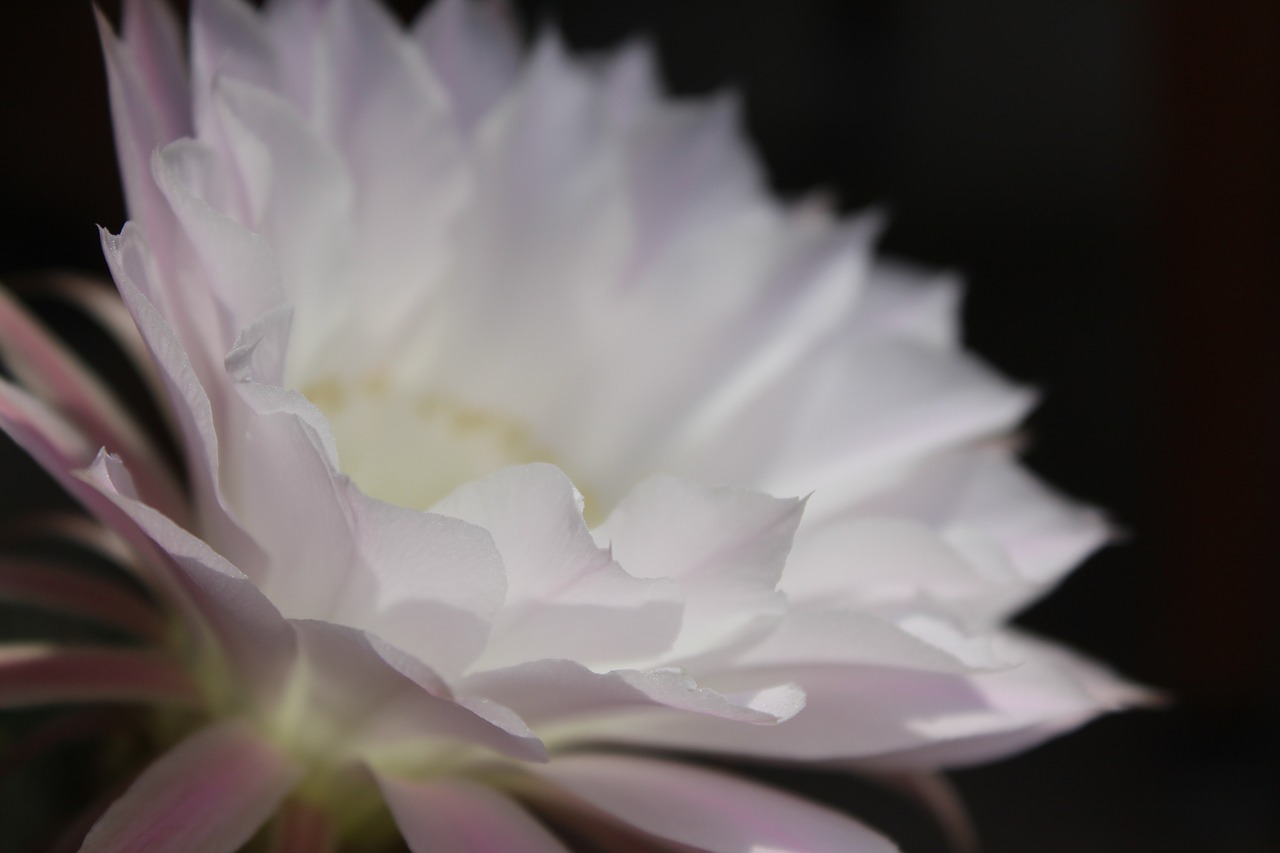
left=465, top=658, right=802, bottom=729
left=736, top=609, right=989, bottom=673
left=120, top=0, right=191, bottom=133
left=339, top=486, right=506, bottom=678
left=782, top=517, right=1030, bottom=621
left=288, top=620, right=547, bottom=764
left=267, top=799, right=338, bottom=853
left=529, top=754, right=897, bottom=853
left=208, top=76, right=354, bottom=374
left=855, top=631, right=1163, bottom=770
left=855, top=446, right=1111, bottom=601
left=412, top=0, right=523, bottom=133
left=0, top=389, right=218, bottom=652
left=150, top=140, right=287, bottom=336
left=213, top=372, right=362, bottom=616
left=0, top=557, right=165, bottom=639
left=80, top=719, right=302, bottom=853
left=679, top=336, right=1034, bottom=513
left=378, top=775, right=568, bottom=853
left=655, top=216, right=877, bottom=474
left=584, top=626, right=1149, bottom=765
left=594, top=42, right=662, bottom=133
left=434, top=465, right=682, bottom=670
left=420, top=46, right=874, bottom=509
left=261, top=0, right=468, bottom=358
left=216, top=349, right=506, bottom=678
left=0, top=286, right=185, bottom=518
left=190, top=0, right=280, bottom=138
left=100, top=224, right=266, bottom=574
left=847, top=260, right=962, bottom=349
left=600, top=475, right=803, bottom=663
left=0, top=645, right=197, bottom=709
left=79, top=452, right=298, bottom=706
left=94, top=5, right=190, bottom=253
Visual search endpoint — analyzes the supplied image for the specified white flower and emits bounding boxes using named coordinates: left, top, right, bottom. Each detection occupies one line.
left=0, top=0, right=1151, bottom=849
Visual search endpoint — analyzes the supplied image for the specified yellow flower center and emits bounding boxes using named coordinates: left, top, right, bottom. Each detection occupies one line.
left=306, top=376, right=563, bottom=512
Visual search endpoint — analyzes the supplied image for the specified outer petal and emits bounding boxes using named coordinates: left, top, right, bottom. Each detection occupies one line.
left=264, top=0, right=470, bottom=365
left=95, top=2, right=191, bottom=254
left=847, top=259, right=962, bottom=349
left=100, top=223, right=265, bottom=574
left=573, top=629, right=1141, bottom=766
left=675, top=336, right=1035, bottom=510
left=79, top=451, right=298, bottom=707
left=527, top=754, right=897, bottom=853
left=852, top=446, right=1111, bottom=601
left=782, top=517, right=1032, bottom=624
left=79, top=719, right=302, bottom=853
left=206, top=75, right=354, bottom=372
left=412, top=0, right=521, bottom=132
left=378, top=775, right=568, bottom=853
left=149, top=140, right=287, bottom=340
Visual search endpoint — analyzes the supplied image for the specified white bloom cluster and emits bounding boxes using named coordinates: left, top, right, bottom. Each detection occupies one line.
left=0, top=0, right=1147, bottom=849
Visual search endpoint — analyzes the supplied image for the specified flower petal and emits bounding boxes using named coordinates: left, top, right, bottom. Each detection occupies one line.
left=576, top=628, right=1146, bottom=765
left=287, top=620, right=547, bottom=765
left=599, top=475, right=803, bottom=664
left=528, top=754, right=897, bottom=853
left=782, top=517, right=1029, bottom=622
left=264, top=0, right=469, bottom=356
left=466, top=658, right=802, bottom=730
left=80, top=719, right=302, bottom=853
left=340, top=486, right=507, bottom=678
left=378, top=775, right=568, bottom=853
left=848, top=260, right=961, bottom=349
left=412, top=0, right=522, bottom=134
left=855, top=446, right=1111, bottom=598
left=434, top=464, right=682, bottom=671
left=206, top=75, right=354, bottom=377
left=79, top=451, right=298, bottom=706
left=95, top=2, right=191, bottom=251
left=100, top=224, right=266, bottom=573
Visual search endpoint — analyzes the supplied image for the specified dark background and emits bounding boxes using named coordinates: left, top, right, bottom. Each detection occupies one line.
left=2, top=1, right=1278, bottom=850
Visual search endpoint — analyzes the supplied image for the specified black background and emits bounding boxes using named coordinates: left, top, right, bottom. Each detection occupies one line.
left=1, top=1, right=1278, bottom=850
